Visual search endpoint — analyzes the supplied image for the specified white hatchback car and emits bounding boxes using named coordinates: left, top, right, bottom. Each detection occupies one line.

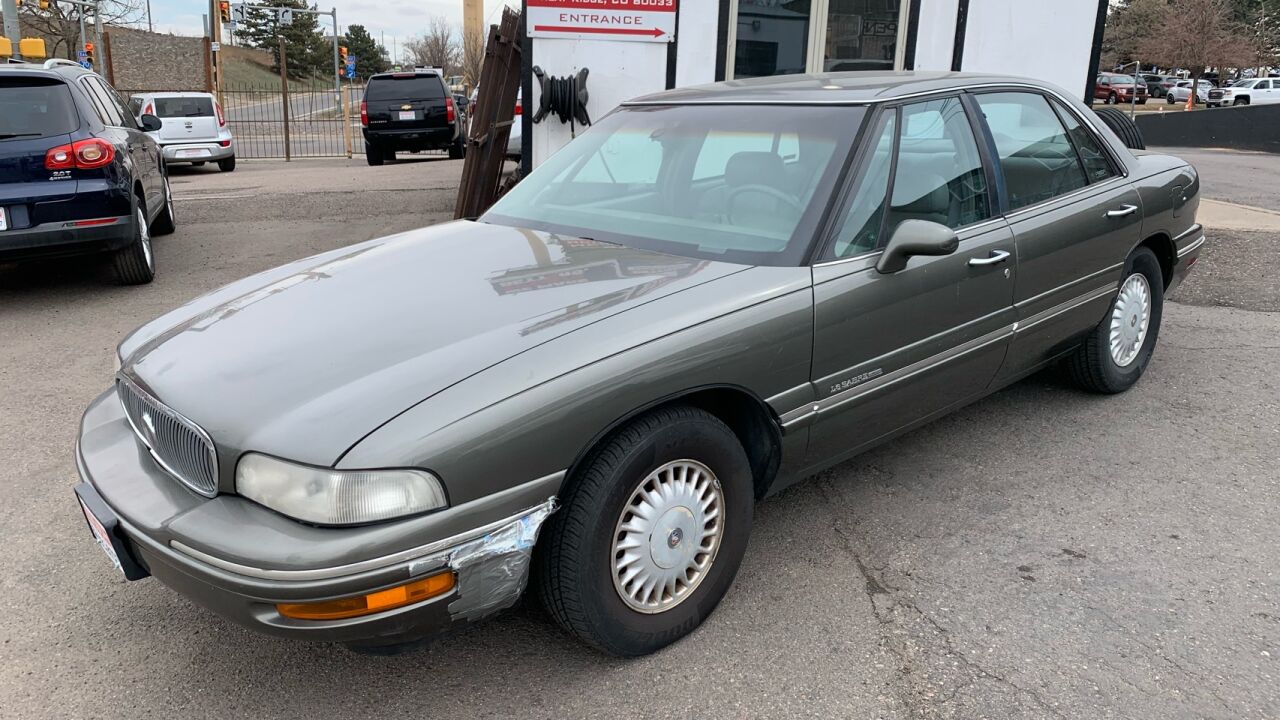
left=127, top=92, right=236, bottom=171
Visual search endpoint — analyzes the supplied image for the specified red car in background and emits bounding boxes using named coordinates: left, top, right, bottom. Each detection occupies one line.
left=1095, top=73, right=1149, bottom=104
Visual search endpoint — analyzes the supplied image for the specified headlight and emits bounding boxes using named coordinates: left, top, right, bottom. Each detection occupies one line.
left=236, top=453, right=447, bottom=526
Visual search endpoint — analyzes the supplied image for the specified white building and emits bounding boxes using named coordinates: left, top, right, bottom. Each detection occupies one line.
left=524, top=0, right=1109, bottom=168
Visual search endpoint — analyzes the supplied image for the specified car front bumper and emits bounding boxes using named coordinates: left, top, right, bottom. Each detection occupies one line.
left=74, top=389, right=560, bottom=648
left=161, top=142, right=234, bottom=164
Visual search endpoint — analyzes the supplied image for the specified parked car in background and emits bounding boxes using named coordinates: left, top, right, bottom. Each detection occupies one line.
left=1167, top=79, right=1223, bottom=107
left=1140, top=74, right=1177, bottom=98
left=1, top=59, right=174, bottom=285
left=1095, top=73, right=1148, bottom=104
left=127, top=92, right=235, bottom=172
left=360, top=68, right=465, bottom=166
left=75, top=72, right=1203, bottom=657
left=1221, top=78, right=1280, bottom=106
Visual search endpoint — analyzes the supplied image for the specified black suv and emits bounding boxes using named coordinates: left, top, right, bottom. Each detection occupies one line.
left=1, top=59, right=173, bottom=284
left=360, top=69, right=465, bottom=165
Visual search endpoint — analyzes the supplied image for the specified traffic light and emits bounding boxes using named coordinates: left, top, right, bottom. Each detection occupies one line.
left=38, top=0, right=53, bottom=9
left=339, top=46, right=348, bottom=64
left=218, top=1, right=231, bottom=23
left=83, top=42, right=94, bottom=68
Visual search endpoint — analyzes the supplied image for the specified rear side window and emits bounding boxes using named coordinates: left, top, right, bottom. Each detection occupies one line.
left=974, top=92, right=1088, bottom=211
left=365, top=76, right=444, bottom=101
left=0, top=78, right=78, bottom=138
left=1050, top=101, right=1116, bottom=184
left=154, top=97, right=215, bottom=117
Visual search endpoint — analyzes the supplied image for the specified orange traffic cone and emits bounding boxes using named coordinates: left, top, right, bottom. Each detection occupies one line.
left=1185, top=91, right=1194, bottom=111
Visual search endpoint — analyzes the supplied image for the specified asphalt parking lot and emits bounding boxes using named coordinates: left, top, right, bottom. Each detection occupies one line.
left=1, top=150, right=1277, bottom=719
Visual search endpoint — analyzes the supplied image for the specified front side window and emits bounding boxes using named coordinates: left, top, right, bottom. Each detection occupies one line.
left=975, top=92, right=1087, bottom=210
left=886, top=97, right=990, bottom=232
left=485, top=105, right=861, bottom=266
left=829, top=112, right=895, bottom=259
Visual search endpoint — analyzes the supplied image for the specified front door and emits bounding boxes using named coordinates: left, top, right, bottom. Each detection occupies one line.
left=804, top=97, right=1017, bottom=469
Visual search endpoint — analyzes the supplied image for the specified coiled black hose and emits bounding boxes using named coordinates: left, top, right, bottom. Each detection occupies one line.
left=532, top=66, right=591, bottom=135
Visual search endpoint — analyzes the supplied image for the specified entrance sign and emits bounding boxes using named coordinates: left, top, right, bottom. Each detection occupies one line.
left=528, top=0, right=677, bottom=43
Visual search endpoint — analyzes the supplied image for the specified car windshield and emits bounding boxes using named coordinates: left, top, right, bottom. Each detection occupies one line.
left=154, top=96, right=214, bottom=118
left=0, top=77, right=78, bottom=138
left=366, top=75, right=444, bottom=101
left=483, top=104, right=860, bottom=266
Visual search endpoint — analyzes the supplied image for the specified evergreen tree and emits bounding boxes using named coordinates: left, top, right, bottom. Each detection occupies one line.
left=343, top=24, right=389, bottom=77
left=236, top=0, right=329, bottom=79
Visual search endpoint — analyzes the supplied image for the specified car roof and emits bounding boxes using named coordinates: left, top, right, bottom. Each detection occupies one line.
left=0, top=61, right=96, bottom=81
left=625, top=71, right=1069, bottom=106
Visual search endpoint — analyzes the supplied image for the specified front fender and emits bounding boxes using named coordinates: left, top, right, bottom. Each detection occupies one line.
left=338, top=266, right=815, bottom=506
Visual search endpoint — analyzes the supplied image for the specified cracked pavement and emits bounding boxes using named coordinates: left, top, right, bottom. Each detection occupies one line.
left=1, top=151, right=1277, bottom=719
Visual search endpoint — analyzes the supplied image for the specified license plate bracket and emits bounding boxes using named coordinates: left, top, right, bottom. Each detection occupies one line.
left=398, top=110, right=416, bottom=121
left=74, top=483, right=150, bottom=581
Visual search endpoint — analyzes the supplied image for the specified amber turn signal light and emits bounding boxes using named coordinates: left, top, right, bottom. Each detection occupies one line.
left=277, top=571, right=456, bottom=621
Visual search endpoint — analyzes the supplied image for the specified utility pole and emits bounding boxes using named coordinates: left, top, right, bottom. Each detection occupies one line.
left=2, top=0, right=21, bottom=59
left=330, top=7, right=339, bottom=103
left=209, top=0, right=223, bottom=108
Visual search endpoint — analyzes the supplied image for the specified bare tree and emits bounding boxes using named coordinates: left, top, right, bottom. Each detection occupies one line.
left=18, top=0, right=144, bottom=60
left=1138, top=0, right=1259, bottom=102
left=1102, top=0, right=1168, bottom=70
left=404, top=17, right=460, bottom=77
left=460, top=26, right=486, bottom=90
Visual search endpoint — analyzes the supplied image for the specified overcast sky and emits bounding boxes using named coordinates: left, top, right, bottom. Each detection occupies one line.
left=146, top=0, right=520, bottom=55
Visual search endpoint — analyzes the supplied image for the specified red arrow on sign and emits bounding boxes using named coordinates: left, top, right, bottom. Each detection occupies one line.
left=533, top=24, right=665, bottom=37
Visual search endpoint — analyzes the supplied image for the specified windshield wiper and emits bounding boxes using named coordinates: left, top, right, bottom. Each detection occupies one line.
left=0, top=132, right=41, bottom=139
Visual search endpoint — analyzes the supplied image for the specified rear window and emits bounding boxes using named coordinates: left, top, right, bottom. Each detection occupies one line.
left=154, top=97, right=215, bottom=118
left=365, top=75, right=444, bottom=102
left=0, top=78, right=78, bottom=139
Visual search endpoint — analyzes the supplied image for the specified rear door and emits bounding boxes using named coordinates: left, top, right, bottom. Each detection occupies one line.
left=363, top=74, right=448, bottom=132
left=153, top=95, right=221, bottom=144
left=80, top=76, right=162, bottom=213
left=804, top=97, right=1016, bottom=468
left=970, top=90, right=1142, bottom=384
left=0, top=75, right=81, bottom=232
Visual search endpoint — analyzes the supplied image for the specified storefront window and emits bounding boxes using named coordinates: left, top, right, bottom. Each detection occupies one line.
left=733, top=0, right=813, bottom=78
left=825, top=0, right=900, bottom=72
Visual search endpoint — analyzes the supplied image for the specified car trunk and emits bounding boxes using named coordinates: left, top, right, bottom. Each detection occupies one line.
left=151, top=96, right=221, bottom=143
left=1, top=77, right=81, bottom=229
left=364, top=75, right=450, bottom=131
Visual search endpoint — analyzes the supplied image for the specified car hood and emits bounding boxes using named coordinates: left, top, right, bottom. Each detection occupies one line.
left=120, top=220, right=745, bottom=466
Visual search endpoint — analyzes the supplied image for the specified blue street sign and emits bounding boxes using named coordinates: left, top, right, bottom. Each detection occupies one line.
left=80, top=61, right=92, bottom=69
left=345, top=66, right=355, bottom=79
left=77, top=50, right=87, bottom=59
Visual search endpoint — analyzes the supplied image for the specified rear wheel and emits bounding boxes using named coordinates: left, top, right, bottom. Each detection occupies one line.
left=448, top=137, right=465, bottom=160
left=111, top=202, right=155, bottom=285
left=536, top=405, right=754, bottom=657
left=217, top=156, right=236, bottom=172
left=383, top=147, right=396, bottom=162
left=1066, top=247, right=1163, bottom=394
left=150, top=176, right=176, bottom=236
left=365, top=142, right=383, bottom=166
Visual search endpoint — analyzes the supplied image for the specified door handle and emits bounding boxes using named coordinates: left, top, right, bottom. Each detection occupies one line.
left=1106, top=204, right=1139, bottom=218
left=968, top=250, right=1011, bottom=267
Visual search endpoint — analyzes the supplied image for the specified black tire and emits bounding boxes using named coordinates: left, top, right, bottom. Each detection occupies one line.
left=1234, top=97, right=1250, bottom=106
left=1136, top=98, right=1146, bottom=105
left=365, top=142, right=383, bottom=166
left=111, top=199, right=155, bottom=285
left=1167, top=94, right=1177, bottom=105
left=536, top=405, right=754, bottom=657
left=1106, top=92, right=1117, bottom=105
left=383, top=147, right=396, bottom=162
left=217, top=156, right=236, bottom=172
left=1066, top=247, right=1164, bottom=394
left=448, top=137, right=465, bottom=160
left=1093, top=107, right=1146, bottom=150
left=150, top=176, right=176, bottom=236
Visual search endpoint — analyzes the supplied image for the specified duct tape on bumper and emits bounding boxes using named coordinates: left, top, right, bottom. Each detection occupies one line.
left=444, top=498, right=557, bottom=622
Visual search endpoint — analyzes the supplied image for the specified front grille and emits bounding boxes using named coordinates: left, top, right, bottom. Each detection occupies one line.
left=1209, top=90, right=1224, bottom=100
left=117, top=378, right=219, bottom=497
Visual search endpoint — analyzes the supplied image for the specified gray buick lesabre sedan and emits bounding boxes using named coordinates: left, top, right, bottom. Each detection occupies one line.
left=74, top=72, right=1203, bottom=657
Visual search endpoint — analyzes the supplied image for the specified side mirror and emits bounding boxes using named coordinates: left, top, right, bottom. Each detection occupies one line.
left=139, top=114, right=162, bottom=132
left=875, top=220, right=959, bottom=274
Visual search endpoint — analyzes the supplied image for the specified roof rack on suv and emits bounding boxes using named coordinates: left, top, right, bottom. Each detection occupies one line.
left=43, top=58, right=82, bottom=69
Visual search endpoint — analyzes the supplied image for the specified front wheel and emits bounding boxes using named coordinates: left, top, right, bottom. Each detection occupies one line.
left=1107, top=92, right=1117, bottom=105
left=1234, top=97, right=1249, bottom=106
left=536, top=405, right=754, bottom=657
left=1066, top=247, right=1164, bottom=394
